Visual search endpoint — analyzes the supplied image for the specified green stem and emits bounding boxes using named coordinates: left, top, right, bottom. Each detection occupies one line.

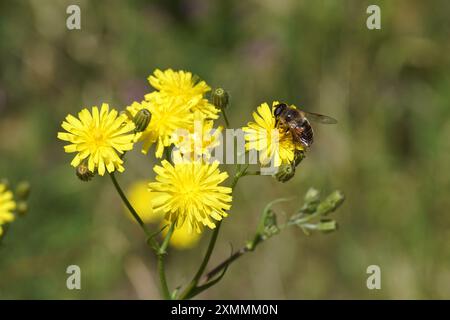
left=286, top=210, right=322, bottom=227
left=178, top=165, right=247, bottom=300
left=179, top=220, right=222, bottom=300
left=158, top=223, right=175, bottom=299
left=204, top=244, right=252, bottom=282
left=110, top=173, right=148, bottom=234
left=109, top=173, right=159, bottom=250
left=221, top=109, right=230, bottom=128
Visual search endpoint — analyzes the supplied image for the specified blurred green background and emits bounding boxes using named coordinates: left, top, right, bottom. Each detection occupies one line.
left=1, top=0, right=450, bottom=299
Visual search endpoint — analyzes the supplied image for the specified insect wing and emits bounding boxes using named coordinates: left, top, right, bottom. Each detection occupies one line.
left=302, top=111, right=337, bottom=124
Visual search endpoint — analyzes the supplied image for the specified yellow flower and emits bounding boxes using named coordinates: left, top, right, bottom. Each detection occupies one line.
left=58, top=103, right=135, bottom=176
left=243, top=102, right=304, bottom=167
left=145, top=69, right=220, bottom=119
left=147, top=69, right=209, bottom=100
left=126, top=99, right=193, bottom=158
left=161, top=219, right=201, bottom=250
left=126, top=181, right=164, bottom=224
left=148, top=160, right=232, bottom=233
left=0, top=183, right=16, bottom=237
left=171, top=112, right=223, bottom=161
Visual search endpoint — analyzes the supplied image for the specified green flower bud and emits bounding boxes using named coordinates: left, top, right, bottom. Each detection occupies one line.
left=211, top=88, right=229, bottom=110
left=76, top=161, right=95, bottom=182
left=264, top=209, right=278, bottom=227
left=273, top=163, right=296, bottom=183
left=16, top=201, right=28, bottom=216
left=316, top=190, right=345, bottom=215
left=304, top=187, right=320, bottom=204
left=133, top=109, right=151, bottom=132
left=263, top=210, right=280, bottom=237
left=298, top=187, right=321, bottom=214
left=15, top=181, right=31, bottom=200
left=294, top=150, right=305, bottom=167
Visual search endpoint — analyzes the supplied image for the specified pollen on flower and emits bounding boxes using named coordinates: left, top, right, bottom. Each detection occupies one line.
left=243, top=102, right=304, bottom=167
left=148, top=160, right=232, bottom=233
left=57, top=103, right=136, bottom=176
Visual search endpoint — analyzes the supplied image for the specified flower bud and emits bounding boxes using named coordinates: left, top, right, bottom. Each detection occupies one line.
left=294, top=150, right=305, bottom=167
left=304, top=187, right=320, bottom=205
left=211, top=88, right=229, bottom=110
left=273, top=163, right=295, bottom=183
left=15, top=181, right=31, bottom=200
left=76, top=161, right=95, bottom=182
left=263, top=210, right=280, bottom=237
left=16, top=201, right=28, bottom=216
left=316, top=190, right=345, bottom=215
left=133, top=109, right=151, bottom=132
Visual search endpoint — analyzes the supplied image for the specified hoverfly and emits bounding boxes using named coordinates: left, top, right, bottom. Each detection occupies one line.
left=273, top=103, right=337, bottom=148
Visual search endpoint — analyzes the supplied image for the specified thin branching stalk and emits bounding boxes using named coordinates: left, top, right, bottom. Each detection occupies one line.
left=178, top=164, right=248, bottom=300
left=109, top=172, right=159, bottom=250
left=110, top=173, right=148, bottom=233
left=158, top=223, right=175, bottom=299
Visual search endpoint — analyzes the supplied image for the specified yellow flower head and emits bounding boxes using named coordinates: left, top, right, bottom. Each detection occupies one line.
left=0, top=183, right=16, bottom=237
left=126, top=181, right=164, bottom=224
left=149, top=160, right=232, bottom=233
left=243, top=102, right=304, bottom=167
left=161, top=219, right=202, bottom=250
left=58, top=103, right=136, bottom=176
left=145, top=69, right=220, bottom=119
left=147, top=69, right=210, bottom=100
left=126, top=98, right=193, bottom=158
left=171, top=112, right=223, bottom=161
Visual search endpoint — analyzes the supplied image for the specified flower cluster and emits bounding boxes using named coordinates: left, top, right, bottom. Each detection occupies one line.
left=127, top=69, right=221, bottom=158
left=57, top=69, right=317, bottom=239
left=58, top=69, right=232, bottom=236
left=56, top=67, right=341, bottom=300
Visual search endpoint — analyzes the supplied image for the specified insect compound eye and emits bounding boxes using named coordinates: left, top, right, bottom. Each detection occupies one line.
left=273, top=103, right=287, bottom=117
